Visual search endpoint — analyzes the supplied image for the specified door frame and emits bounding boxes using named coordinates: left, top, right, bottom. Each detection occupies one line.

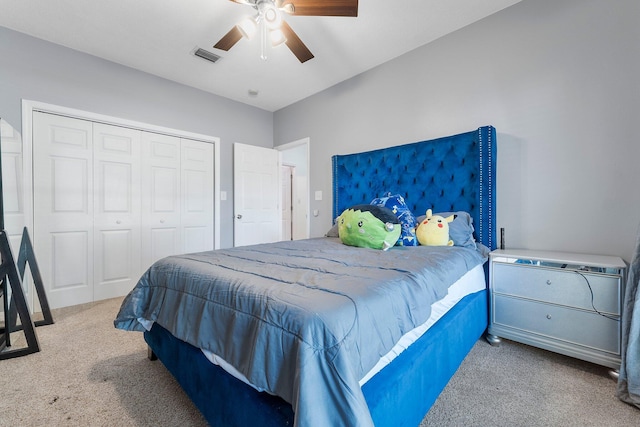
left=280, top=163, right=295, bottom=241
left=276, top=138, right=310, bottom=240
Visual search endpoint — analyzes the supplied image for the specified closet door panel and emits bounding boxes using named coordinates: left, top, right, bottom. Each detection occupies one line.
left=141, top=132, right=181, bottom=269
left=183, top=226, right=207, bottom=253
left=93, top=123, right=141, bottom=301
left=181, top=139, right=214, bottom=253
left=51, top=231, right=89, bottom=287
left=33, top=112, right=94, bottom=309
left=52, top=157, right=89, bottom=211
left=99, top=230, right=133, bottom=280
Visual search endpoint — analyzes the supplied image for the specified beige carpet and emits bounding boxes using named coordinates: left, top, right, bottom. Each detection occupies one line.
left=1, top=297, right=638, bottom=426
left=1, top=297, right=207, bottom=427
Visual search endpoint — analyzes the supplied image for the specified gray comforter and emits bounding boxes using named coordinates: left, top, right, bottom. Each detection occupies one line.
left=114, top=237, right=486, bottom=427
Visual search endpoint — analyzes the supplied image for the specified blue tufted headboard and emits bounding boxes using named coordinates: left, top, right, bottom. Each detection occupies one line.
left=332, top=126, right=497, bottom=250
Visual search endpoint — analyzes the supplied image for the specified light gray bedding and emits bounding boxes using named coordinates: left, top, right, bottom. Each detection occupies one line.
left=114, top=237, right=486, bottom=427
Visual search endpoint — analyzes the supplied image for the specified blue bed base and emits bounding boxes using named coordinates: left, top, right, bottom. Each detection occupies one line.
left=145, top=289, right=488, bottom=427
left=144, top=126, right=496, bottom=426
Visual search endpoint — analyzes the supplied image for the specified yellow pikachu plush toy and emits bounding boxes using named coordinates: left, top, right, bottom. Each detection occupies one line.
left=416, top=209, right=455, bottom=246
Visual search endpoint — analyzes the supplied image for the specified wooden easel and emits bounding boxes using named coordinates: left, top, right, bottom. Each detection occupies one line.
left=0, top=229, right=42, bottom=359
left=0, top=121, right=52, bottom=359
left=15, top=227, right=54, bottom=327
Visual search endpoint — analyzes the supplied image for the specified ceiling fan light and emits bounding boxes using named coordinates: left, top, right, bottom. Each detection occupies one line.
left=280, top=3, right=294, bottom=14
left=270, top=29, right=286, bottom=47
left=238, top=17, right=258, bottom=39
left=261, top=2, right=282, bottom=30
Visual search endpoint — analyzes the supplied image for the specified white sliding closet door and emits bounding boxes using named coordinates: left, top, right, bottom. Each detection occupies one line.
left=32, top=111, right=215, bottom=309
left=181, top=139, right=214, bottom=253
left=141, top=132, right=181, bottom=268
left=33, top=112, right=94, bottom=308
left=93, top=123, right=141, bottom=301
left=140, top=135, right=214, bottom=267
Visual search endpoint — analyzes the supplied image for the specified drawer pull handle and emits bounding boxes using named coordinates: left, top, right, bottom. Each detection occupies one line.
left=546, top=314, right=552, bottom=320
left=546, top=280, right=552, bottom=285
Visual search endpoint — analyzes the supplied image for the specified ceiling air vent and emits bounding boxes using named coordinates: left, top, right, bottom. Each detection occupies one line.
left=194, top=48, right=221, bottom=64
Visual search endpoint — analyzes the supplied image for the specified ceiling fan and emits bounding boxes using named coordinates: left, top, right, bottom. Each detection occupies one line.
left=213, top=0, right=358, bottom=63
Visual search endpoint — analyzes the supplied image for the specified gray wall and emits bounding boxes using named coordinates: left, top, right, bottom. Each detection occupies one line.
left=0, top=26, right=274, bottom=249
left=274, top=0, right=640, bottom=263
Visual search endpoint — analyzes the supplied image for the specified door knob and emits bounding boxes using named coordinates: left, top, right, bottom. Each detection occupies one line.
left=236, top=214, right=243, bottom=219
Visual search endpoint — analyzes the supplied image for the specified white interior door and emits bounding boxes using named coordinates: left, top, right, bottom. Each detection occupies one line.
left=33, top=112, right=94, bottom=309
left=233, top=143, right=280, bottom=247
left=92, top=123, right=141, bottom=301
left=141, top=132, right=181, bottom=269
left=181, top=139, right=214, bottom=253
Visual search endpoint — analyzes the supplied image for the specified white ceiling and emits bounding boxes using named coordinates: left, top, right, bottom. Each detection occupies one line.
left=0, top=0, right=522, bottom=112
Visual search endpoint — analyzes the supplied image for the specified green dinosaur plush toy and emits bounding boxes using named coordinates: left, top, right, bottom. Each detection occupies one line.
left=337, top=204, right=402, bottom=250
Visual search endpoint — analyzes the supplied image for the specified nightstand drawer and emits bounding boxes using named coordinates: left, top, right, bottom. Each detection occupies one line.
left=492, top=263, right=620, bottom=315
left=493, top=295, right=620, bottom=355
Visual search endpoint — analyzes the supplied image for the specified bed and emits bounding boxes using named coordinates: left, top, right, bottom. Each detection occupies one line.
left=114, top=126, right=497, bottom=427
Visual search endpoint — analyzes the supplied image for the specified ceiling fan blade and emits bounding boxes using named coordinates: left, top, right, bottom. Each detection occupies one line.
left=281, top=20, right=314, bottom=63
left=214, top=26, right=243, bottom=51
left=281, top=0, right=358, bottom=17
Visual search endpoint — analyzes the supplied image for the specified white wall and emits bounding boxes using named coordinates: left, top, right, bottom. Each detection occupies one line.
left=0, top=26, right=274, bottom=249
left=274, top=0, right=640, bottom=263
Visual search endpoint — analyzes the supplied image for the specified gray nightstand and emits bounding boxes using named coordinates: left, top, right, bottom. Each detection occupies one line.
left=487, top=249, right=626, bottom=370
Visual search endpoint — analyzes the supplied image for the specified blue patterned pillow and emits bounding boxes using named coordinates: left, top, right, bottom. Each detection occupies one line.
left=370, top=193, right=418, bottom=246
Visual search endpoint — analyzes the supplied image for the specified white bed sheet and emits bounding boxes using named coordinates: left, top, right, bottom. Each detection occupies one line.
left=199, top=264, right=486, bottom=391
